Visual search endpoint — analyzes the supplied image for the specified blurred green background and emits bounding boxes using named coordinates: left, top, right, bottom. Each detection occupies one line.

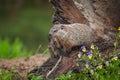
left=0, top=0, right=53, bottom=51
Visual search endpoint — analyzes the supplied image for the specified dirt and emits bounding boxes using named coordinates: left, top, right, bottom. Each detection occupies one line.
left=0, top=54, right=49, bottom=79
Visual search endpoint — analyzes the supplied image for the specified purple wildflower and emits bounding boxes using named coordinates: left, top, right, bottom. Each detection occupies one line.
left=87, top=51, right=93, bottom=59
left=87, top=51, right=93, bottom=55
left=81, top=46, right=86, bottom=50
left=81, top=46, right=87, bottom=52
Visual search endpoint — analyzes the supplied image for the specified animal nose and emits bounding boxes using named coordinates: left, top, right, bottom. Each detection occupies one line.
left=49, top=33, right=52, bottom=37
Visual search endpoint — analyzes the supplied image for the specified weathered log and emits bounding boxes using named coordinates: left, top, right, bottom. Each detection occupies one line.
left=29, top=0, right=120, bottom=79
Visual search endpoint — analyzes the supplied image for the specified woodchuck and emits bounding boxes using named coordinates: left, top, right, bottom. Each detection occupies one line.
left=48, top=23, right=97, bottom=57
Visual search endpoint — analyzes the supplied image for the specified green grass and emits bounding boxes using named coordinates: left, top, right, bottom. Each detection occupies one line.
left=0, top=6, right=53, bottom=50
left=0, top=38, right=33, bottom=59
left=0, top=38, right=49, bottom=80
left=0, top=68, right=15, bottom=80
left=28, top=74, right=44, bottom=80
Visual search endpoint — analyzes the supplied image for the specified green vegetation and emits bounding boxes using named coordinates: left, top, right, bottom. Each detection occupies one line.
left=56, top=48, right=120, bottom=80
left=0, top=4, right=53, bottom=50
left=0, top=38, right=33, bottom=59
left=0, top=68, right=15, bottom=80
left=55, top=58, right=120, bottom=80
left=28, top=74, right=44, bottom=80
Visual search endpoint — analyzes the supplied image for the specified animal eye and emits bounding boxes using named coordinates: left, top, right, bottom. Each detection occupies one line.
left=61, top=25, right=64, bottom=30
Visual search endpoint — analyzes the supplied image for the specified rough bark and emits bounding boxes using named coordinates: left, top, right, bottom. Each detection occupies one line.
left=29, top=0, right=120, bottom=79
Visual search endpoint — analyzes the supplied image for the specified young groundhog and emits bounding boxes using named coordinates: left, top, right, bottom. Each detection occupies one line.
left=48, top=23, right=97, bottom=57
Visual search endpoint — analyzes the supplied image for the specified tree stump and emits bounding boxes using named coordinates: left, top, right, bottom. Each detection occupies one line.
left=29, top=0, right=120, bottom=79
